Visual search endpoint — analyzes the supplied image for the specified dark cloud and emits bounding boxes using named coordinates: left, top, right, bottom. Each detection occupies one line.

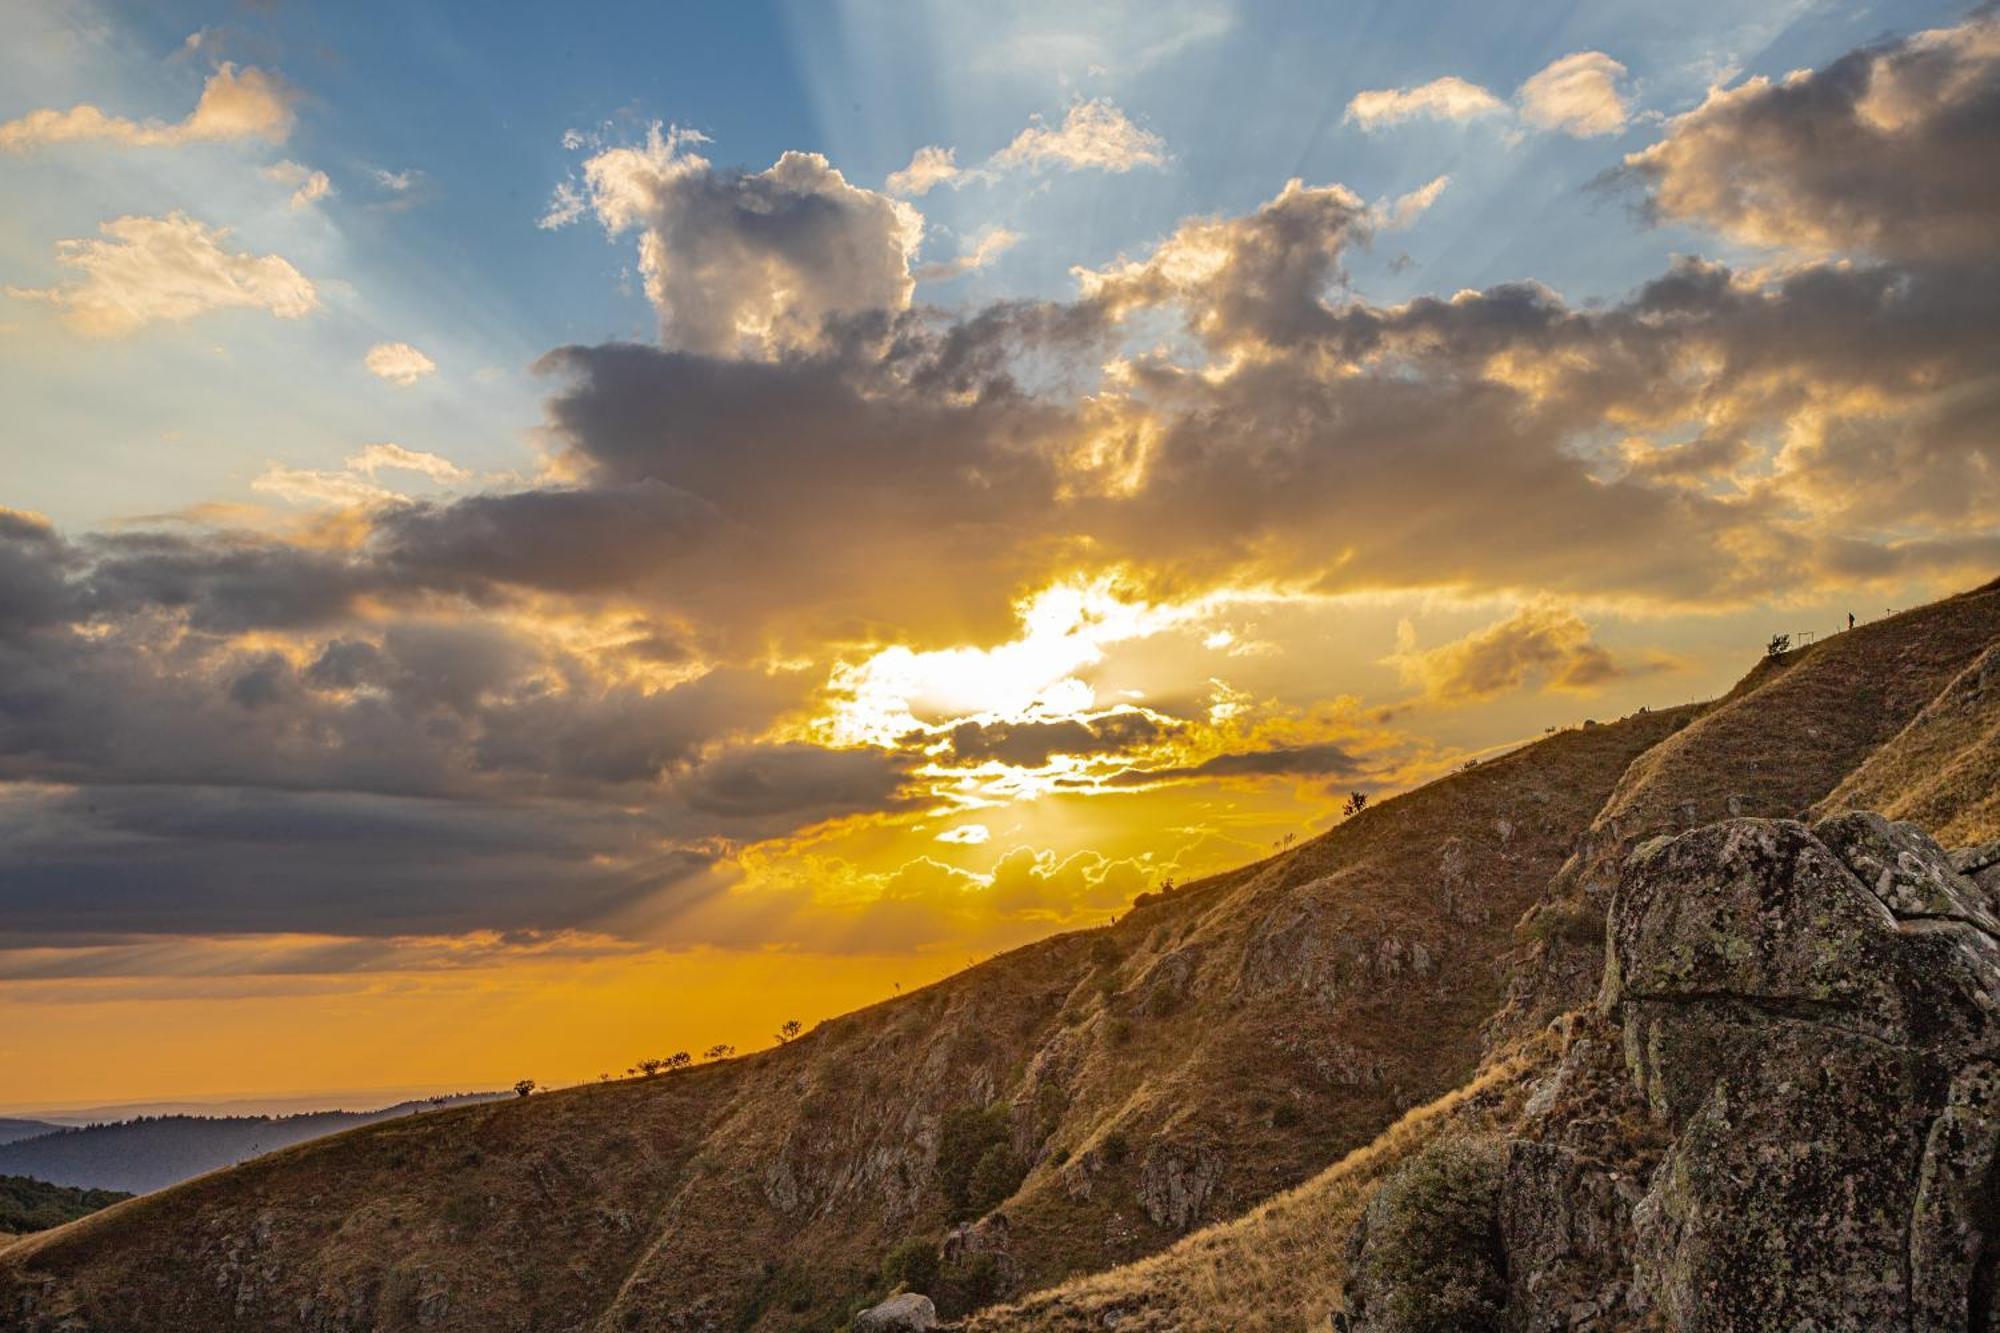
left=934, top=709, right=1172, bottom=767
left=373, top=480, right=716, bottom=597
left=1619, top=14, right=2000, bottom=261
left=83, top=530, right=365, bottom=631
left=0, top=783, right=717, bottom=939
left=678, top=742, right=917, bottom=821
left=1107, top=739, right=1365, bottom=786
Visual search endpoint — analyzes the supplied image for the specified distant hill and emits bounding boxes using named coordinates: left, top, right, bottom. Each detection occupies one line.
left=0, top=1094, right=503, bottom=1195
left=0, top=1121, right=60, bottom=1148
left=0, top=1176, right=130, bottom=1237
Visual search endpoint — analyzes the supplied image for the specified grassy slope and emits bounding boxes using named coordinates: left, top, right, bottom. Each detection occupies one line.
left=1558, top=579, right=2000, bottom=900
left=961, top=1046, right=1550, bottom=1333
left=1817, top=637, right=2000, bottom=846
left=0, top=707, right=1684, bottom=1333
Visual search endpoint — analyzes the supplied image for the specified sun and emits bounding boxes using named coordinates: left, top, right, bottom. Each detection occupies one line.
left=820, top=574, right=1203, bottom=745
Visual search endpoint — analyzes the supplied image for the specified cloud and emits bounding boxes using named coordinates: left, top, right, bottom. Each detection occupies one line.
left=990, top=98, right=1167, bottom=173
left=1387, top=603, right=1671, bottom=704
left=678, top=742, right=916, bottom=820
left=1620, top=14, right=2000, bottom=260
left=250, top=443, right=466, bottom=510
left=0, top=63, right=295, bottom=152
left=1517, top=51, right=1631, bottom=137
left=1373, top=175, right=1450, bottom=230
left=887, top=144, right=960, bottom=197
left=5, top=213, right=317, bottom=337
left=545, top=124, right=922, bottom=357
left=914, top=227, right=1021, bottom=282
left=251, top=464, right=396, bottom=510
left=364, top=341, right=438, bottom=386
left=1347, top=53, right=1629, bottom=138
left=0, top=784, right=715, bottom=939
left=931, top=708, right=1171, bottom=768
left=264, top=159, right=331, bottom=209
left=1344, top=75, right=1505, bottom=128
left=1108, top=739, right=1367, bottom=787
left=348, top=442, right=465, bottom=483
left=1075, top=177, right=1370, bottom=347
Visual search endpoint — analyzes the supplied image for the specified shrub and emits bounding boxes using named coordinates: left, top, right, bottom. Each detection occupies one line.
left=1099, top=1130, right=1130, bottom=1166
left=1349, top=1137, right=1507, bottom=1333
left=1766, top=633, right=1791, bottom=658
left=937, top=1105, right=1014, bottom=1218
left=881, top=1235, right=940, bottom=1294
left=1088, top=934, right=1123, bottom=969
left=966, top=1141, right=1026, bottom=1215
left=935, top=1252, right=1007, bottom=1317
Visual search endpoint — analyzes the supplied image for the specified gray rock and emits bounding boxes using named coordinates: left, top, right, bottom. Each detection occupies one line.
left=1138, top=1143, right=1220, bottom=1231
left=854, top=1291, right=938, bottom=1331
left=1603, top=817, right=2000, bottom=1330
left=1358, top=815, right=2000, bottom=1332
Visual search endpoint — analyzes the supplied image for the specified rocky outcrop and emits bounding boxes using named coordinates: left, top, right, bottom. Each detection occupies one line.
left=1349, top=813, right=2000, bottom=1332
left=1137, top=1143, right=1221, bottom=1232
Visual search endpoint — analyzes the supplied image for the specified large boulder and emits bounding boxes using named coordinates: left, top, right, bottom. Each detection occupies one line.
left=1346, top=813, right=2000, bottom=1332
left=1601, top=815, right=2000, bottom=1330
left=854, top=1291, right=938, bottom=1331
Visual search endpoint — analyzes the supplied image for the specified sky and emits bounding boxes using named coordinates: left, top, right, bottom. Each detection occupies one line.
left=1, top=0, right=1996, bottom=1109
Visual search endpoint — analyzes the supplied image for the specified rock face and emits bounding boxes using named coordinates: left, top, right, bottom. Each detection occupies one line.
left=1349, top=813, right=2000, bottom=1332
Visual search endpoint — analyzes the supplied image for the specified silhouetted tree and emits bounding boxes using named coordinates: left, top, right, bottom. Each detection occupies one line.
left=1767, top=633, right=1791, bottom=657
left=665, top=1051, right=692, bottom=1070
left=702, top=1043, right=735, bottom=1061
left=631, top=1058, right=667, bottom=1078
left=513, top=1079, right=537, bottom=1098
left=775, top=1019, right=803, bottom=1044
left=1342, top=791, right=1369, bottom=818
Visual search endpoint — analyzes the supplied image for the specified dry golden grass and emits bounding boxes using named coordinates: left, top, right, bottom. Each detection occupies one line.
left=965, top=1046, right=1548, bottom=1333
left=1559, top=580, right=2000, bottom=899
left=1818, top=641, right=2000, bottom=846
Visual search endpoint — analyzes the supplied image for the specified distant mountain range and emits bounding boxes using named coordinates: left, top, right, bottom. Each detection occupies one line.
left=0, top=1120, right=61, bottom=1147
left=0, top=1093, right=504, bottom=1195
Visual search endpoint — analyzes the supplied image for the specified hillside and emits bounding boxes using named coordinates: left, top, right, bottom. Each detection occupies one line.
left=966, top=584, right=2000, bottom=1331
left=0, top=1178, right=130, bottom=1239
left=0, top=699, right=1686, bottom=1331
left=5, top=578, right=1998, bottom=1332
left=0, top=1095, right=507, bottom=1195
